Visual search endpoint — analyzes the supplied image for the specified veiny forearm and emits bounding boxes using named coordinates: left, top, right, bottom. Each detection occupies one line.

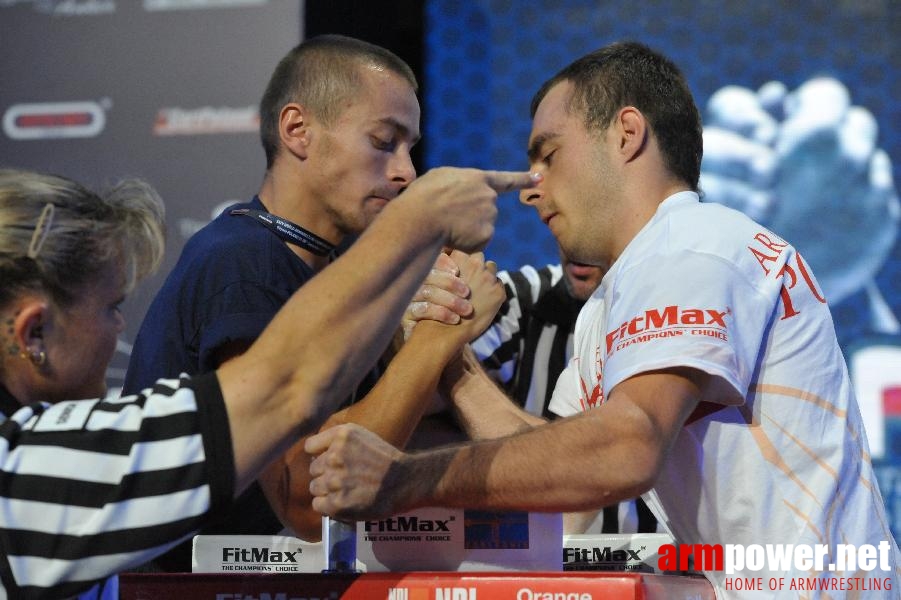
left=396, top=402, right=664, bottom=514
left=391, top=371, right=703, bottom=515
left=308, top=368, right=702, bottom=523
left=259, top=248, right=504, bottom=538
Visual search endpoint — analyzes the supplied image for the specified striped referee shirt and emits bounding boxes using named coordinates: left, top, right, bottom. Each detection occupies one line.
left=472, top=264, right=661, bottom=534
left=0, top=373, right=233, bottom=599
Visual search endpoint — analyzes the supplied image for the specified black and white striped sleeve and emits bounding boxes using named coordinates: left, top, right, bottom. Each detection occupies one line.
left=0, top=372, right=234, bottom=599
left=472, top=264, right=562, bottom=385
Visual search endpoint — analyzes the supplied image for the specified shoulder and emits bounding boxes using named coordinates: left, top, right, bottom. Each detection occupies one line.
left=166, top=209, right=310, bottom=294
left=182, top=204, right=275, bottom=258
left=627, top=196, right=786, bottom=281
left=662, top=196, right=769, bottom=248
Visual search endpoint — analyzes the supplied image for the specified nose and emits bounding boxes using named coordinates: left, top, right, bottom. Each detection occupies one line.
left=390, top=147, right=416, bottom=186
left=115, top=311, right=126, bottom=334
left=520, top=184, right=543, bottom=206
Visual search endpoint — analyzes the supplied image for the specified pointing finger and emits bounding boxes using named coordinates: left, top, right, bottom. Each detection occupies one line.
left=484, top=170, right=543, bottom=193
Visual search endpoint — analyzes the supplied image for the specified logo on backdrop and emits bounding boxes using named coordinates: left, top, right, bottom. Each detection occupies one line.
left=2, top=100, right=108, bottom=140
left=153, top=106, right=258, bottom=136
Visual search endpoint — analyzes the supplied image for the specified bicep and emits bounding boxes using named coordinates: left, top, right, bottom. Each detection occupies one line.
left=605, top=367, right=705, bottom=460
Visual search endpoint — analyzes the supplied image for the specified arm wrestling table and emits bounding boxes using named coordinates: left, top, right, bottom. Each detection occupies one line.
left=119, top=571, right=716, bottom=599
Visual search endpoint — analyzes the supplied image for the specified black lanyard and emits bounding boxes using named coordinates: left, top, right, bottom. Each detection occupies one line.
left=230, top=205, right=335, bottom=257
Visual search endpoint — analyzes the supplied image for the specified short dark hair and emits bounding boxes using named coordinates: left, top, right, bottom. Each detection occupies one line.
left=259, top=34, right=419, bottom=170
left=530, top=41, right=702, bottom=190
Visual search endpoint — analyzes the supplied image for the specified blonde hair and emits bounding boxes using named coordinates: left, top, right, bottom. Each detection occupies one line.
left=0, top=169, right=165, bottom=309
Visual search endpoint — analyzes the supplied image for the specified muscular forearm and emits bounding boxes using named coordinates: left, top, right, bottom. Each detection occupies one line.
left=444, top=346, right=545, bottom=439
left=309, top=367, right=703, bottom=522
left=395, top=373, right=701, bottom=515
left=261, top=245, right=506, bottom=538
left=397, top=407, right=658, bottom=514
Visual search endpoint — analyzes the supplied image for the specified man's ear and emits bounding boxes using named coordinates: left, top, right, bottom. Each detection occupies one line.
left=278, top=103, right=313, bottom=160
left=12, top=300, right=48, bottom=359
left=615, top=106, right=648, bottom=162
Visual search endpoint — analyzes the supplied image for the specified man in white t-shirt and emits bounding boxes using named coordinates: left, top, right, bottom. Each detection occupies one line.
left=307, top=41, right=900, bottom=598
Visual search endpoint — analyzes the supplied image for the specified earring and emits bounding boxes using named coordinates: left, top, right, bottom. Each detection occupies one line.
left=20, top=348, right=46, bottom=366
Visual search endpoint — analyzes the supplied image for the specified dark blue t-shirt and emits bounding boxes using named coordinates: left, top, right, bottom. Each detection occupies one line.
left=124, top=196, right=315, bottom=393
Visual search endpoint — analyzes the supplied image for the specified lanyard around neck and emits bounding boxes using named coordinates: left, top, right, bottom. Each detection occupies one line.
left=230, top=204, right=335, bottom=257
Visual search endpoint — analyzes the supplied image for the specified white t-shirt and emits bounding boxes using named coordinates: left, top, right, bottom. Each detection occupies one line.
left=550, top=191, right=900, bottom=598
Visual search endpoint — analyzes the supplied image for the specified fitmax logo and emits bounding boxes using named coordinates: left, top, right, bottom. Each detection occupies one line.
left=364, top=516, right=453, bottom=532
left=564, top=546, right=645, bottom=563
left=606, top=305, right=730, bottom=353
left=222, top=548, right=299, bottom=563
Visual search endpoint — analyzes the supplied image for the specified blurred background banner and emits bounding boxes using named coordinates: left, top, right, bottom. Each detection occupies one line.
left=2, top=0, right=899, bottom=539
left=0, top=0, right=303, bottom=383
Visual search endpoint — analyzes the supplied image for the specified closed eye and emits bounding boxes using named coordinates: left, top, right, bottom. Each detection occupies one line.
left=371, top=136, right=397, bottom=152
left=542, top=149, right=557, bottom=166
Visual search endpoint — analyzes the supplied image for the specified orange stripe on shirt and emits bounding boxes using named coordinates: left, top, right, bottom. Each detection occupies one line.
left=752, top=383, right=846, bottom=418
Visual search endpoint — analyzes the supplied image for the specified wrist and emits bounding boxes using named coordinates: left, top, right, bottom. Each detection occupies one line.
left=388, top=187, right=449, bottom=248
left=409, top=320, right=468, bottom=361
